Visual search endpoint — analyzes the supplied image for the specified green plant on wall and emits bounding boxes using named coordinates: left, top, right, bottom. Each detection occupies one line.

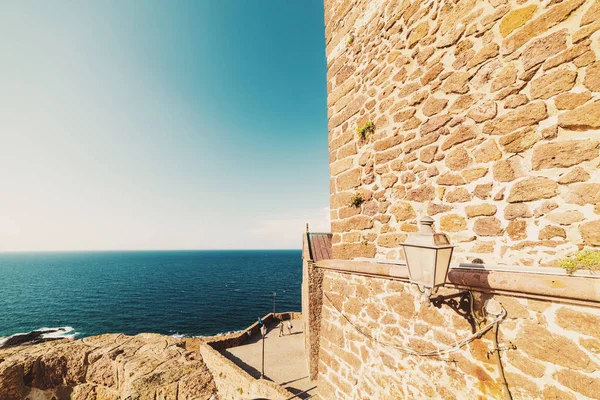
left=559, top=249, right=600, bottom=274
left=356, top=121, right=375, bottom=141
left=350, top=192, right=365, bottom=208
left=347, top=33, right=355, bottom=46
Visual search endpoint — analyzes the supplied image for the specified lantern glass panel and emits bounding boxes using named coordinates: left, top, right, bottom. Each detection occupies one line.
left=434, top=247, right=453, bottom=288
left=403, top=245, right=436, bottom=287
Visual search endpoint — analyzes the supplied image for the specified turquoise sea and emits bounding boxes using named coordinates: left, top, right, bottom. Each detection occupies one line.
left=0, top=250, right=301, bottom=342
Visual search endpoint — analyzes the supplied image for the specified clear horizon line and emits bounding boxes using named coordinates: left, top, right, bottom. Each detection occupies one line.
left=0, top=248, right=301, bottom=254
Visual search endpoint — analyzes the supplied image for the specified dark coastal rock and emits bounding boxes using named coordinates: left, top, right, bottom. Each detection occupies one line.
left=0, top=329, right=64, bottom=349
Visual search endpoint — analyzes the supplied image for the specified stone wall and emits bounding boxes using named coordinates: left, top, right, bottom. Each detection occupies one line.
left=325, top=0, right=600, bottom=266
left=302, top=233, right=324, bottom=380
left=197, top=342, right=294, bottom=400
left=317, top=268, right=600, bottom=399
left=203, top=312, right=298, bottom=351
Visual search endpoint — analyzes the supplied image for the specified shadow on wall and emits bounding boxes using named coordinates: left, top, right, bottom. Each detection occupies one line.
left=445, top=268, right=494, bottom=333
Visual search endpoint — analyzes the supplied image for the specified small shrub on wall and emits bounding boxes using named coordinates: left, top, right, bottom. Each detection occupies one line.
left=559, top=249, right=600, bottom=274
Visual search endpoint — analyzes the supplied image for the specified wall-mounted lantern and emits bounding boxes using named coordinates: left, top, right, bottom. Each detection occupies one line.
left=402, top=216, right=454, bottom=297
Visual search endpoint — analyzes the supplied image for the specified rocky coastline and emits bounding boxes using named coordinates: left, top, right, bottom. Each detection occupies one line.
left=0, top=333, right=218, bottom=400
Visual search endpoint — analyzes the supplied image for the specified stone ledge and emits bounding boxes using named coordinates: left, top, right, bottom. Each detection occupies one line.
left=315, top=259, right=600, bottom=307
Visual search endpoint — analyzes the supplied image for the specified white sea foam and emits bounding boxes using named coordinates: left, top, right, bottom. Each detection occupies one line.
left=40, top=326, right=76, bottom=340
left=0, top=326, right=78, bottom=347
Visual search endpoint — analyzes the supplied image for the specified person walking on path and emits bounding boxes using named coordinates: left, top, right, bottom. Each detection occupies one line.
left=287, top=319, right=293, bottom=335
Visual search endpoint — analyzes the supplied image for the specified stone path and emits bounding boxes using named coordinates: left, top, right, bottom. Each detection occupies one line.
left=222, top=321, right=318, bottom=399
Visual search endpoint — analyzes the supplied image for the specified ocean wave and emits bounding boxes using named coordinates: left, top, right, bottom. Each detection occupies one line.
left=0, top=326, right=77, bottom=348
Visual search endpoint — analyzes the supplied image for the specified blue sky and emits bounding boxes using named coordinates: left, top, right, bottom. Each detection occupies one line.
left=0, top=1, right=329, bottom=251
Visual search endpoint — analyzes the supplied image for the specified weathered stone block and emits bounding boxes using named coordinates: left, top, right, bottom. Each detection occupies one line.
left=491, top=63, right=517, bottom=92
left=506, top=352, right=546, bottom=378
left=336, top=168, right=362, bottom=191
left=419, top=145, right=438, bottom=163
left=330, top=158, right=353, bottom=176
left=504, top=203, right=532, bottom=220
left=532, top=140, right=600, bottom=170
left=483, top=102, right=547, bottom=135
left=407, top=21, right=429, bottom=48
left=449, top=94, right=477, bottom=113
left=331, top=215, right=373, bottom=232
left=559, top=101, right=600, bottom=130
left=554, top=369, right=600, bottom=399
left=556, top=308, right=600, bottom=339
left=499, top=4, right=538, bottom=37
left=470, top=241, right=495, bottom=253
left=465, top=204, right=497, bottom=218
left=473, top=140, right=502, bottom=163
left=440, top=214, right=467, bottom=232
left=466, top=43, right=499, bottom=69
left=462, top=167, right=488, bottom=183
left=543, top=39, right=591, bottom=71
left=562, top=183, right=600, bottom=205
left=332, top=243, right=376, bottom=259
left=467, top=100, right=497, bottom=122
left=493, top=158, right=523, bottom=182
left=330, top=131, right=354, bottom=152
left=390, top=202, right=416, bottom=222
left=582, top=1, right=600, bottom=26
left=422, top=97, right=448, bottom=117
left=583, top=61, right=600, bottom=92
left=547, top=210, right=585, bottom=225
left=554, top=91, right=592, bottom=110
left=558, top=167, right=590, bottom=184
left=580, top=220, right=600, bottom=245
left=474, top=183, right=493, bottom=200
left=473, top=216, right=504, bottom=236
left=530, top=68, right=577, bottom=99
left=428, top=203, right=453, bottom=216
left=373, top=133, right=405, bottom=152
left=507, top=177, right=558, bottom=203
left=441, top=125, right=478, bottom=151
left=507, top=220, right=527, bottom=240
left=519, top=29, right=569, bottom=71
left=406, top=184, right=435, bottom=202
left=516, top=321, right=595, bottom=371
left=498, top=127, right=540, bottom=153
left=445, top=146, right=472, bottom=171
left=378, top=233, right=408, bottom=248
left=502, top=1, right=583, bottom=55
left=504, top=94, right=529, bottom=109
left=437, top=173, right=466, bottom=186
left=446, top=188, right=472, bottom=203
left=441, top=72, right=470, bottom=94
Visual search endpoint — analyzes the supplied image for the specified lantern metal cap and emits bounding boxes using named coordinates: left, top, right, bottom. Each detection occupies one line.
left=406, top=216, right=454, bottom=249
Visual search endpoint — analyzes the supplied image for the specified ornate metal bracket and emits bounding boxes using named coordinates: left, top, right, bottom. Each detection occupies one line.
left=430, top=291, right=476, bottom=333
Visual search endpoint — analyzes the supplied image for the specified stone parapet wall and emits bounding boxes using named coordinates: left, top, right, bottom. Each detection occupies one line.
left=303, top=258, right=324, bottom=380
left=204, top=312, right=297, bottom=351
left=325, top=0, right=600, bottom=266
left=198, top=342, right=294, bottom=400
left=317, top=268, right=600, bottom=399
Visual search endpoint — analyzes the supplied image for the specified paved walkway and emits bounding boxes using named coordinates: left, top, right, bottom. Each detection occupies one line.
left=221, top=320, right=317, bottom=399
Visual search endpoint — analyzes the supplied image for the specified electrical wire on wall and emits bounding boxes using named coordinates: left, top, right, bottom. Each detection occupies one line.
left=322, top=291, right=513, bottom=399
